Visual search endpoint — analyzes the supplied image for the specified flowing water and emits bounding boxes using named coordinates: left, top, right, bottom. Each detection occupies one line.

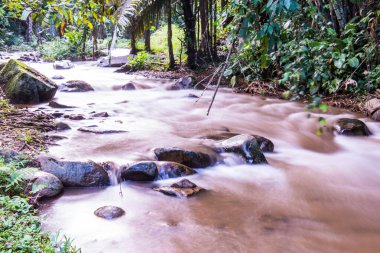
left=27, top=62, right=380, bottom=253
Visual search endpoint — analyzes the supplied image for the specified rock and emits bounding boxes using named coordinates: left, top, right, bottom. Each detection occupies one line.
left=365, top=98, right=380, bottom=121
left=92, top=112, right=109, bottom=117
left=252, top=135, right=274, bottom=153
left=55, top=122, right=71, bottom=131
left=53, top=60, right=74, bottom=70
left=61, top=80, right=94, bottom=92
left=51, top=112, right=64, bottom=118
left=187, top=93, right=199, bottom=99
left=120, top=161, right=196, bottom=182
left=99, top=55, right=131, bottom=68
left=175, top=76, right=197, bottom=89
left=120, top=162, right=158, bottom=181
left=69, top=114, right=85, bottom=120
left=37, top=156, right=110, bottom=187
left=219, top=134, right=268, bottom=164
left=0, top=149, right=19, bottom=163
left=48, top=101, right=76, bottom=108
left=94, top=206, right=125, bottom=220
left=25, top=170, right=63, bottom=200
left=121, top=82, right=136, bottom=90
left=52, top=75, right=65, bottom=80
left=0, top=59, right=58, bottom=104
left=0, top=61, right=6, bottom=71
left=333, top=118, right=372, bottom=136
left=156, top=162, right=196, bottom=180
left=77, top=127, right=127, bottom=134
left=153, top=179, right=204, bottom=198
left=154, top=147, right=217, bottom=168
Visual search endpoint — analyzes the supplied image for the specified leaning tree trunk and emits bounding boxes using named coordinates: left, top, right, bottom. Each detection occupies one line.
left=181, top=0, right=197, bottom=69
left=167, top=0, right=175, bottom=69
left=25, top=15, right=33, bottom=43
left=144, top=30, right=151, bottom=52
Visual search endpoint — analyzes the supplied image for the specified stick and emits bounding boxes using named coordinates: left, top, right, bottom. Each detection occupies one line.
left=206, top=40, right=236, bottom=116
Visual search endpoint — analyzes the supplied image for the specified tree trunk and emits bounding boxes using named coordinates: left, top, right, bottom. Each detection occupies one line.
left=181, top=0, right=197, bottom=69
left=200, top=0, right=209, bottom=55
left=36, top=22, right=42, bottom=45
left=130, top=32, right=138, bottom=55
left=82, top=26, right=88, bottom=61
left=167, top=0, right=175, bottom=69
left=25, top=15, right=33, bottom=43
left=144, top=30, right=151, bottom=52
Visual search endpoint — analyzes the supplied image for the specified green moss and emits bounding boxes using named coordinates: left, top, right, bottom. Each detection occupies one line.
left=0, top=59, right=57, bottom=104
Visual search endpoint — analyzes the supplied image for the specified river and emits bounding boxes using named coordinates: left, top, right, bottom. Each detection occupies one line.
left=28, top=61, right=380, bottom=253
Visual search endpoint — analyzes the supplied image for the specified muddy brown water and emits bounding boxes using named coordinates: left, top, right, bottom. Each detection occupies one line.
left=27, top=62, right=380, bottom=253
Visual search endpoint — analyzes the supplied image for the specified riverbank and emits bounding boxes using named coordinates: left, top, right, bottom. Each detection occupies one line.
left=133, top=67, right=379, bottom=116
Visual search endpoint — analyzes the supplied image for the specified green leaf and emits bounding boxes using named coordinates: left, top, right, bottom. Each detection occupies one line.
left=230, top=76, right=237, bottom=87
left=319, top=104, right=328, bottom=113
left=348, top=57, right=359, bottom=68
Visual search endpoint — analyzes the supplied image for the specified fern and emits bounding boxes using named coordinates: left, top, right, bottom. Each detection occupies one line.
left=0, top=158, right=36, bottom=195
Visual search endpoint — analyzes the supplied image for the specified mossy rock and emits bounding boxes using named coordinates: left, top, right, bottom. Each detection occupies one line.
left=0, top=59, right=57, bottom=104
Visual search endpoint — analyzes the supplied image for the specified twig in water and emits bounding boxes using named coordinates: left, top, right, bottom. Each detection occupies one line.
left=195, top=64, right=224, bottom=103
left=206, top=40, right=236, bottom=116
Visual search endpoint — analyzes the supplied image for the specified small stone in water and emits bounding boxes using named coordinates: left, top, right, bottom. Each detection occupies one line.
left=94, top=206, right=125, bottom=220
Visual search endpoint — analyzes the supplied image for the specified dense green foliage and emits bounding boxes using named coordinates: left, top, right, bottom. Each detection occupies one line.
left=0, top=195, right=79, bottom=252
left=0, top=157, right=79, bottom=252
left=223, top=0, right=380, bottom=101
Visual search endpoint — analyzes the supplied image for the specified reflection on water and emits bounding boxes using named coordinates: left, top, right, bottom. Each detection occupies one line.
left=31, top=61, right=380, bottom=253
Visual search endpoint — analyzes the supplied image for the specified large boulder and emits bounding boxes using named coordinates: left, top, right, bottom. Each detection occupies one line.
left=365, top=98, right=380, bottom=121
left=25, top=170, right=63, bottom=200
left=37, top=156, right=110, bottom=187
left=0, top=59, right=58, bottom=104
left=120, top=161, right=196, bottom=181
left=154, top=147, right=217, bottom=168
left=153, top=179, right=204, bottom=198
left=333, top=118, right=371, bottom=136
left=61, top=80, right=94, bottom=92
left=94, top=206, right=125, bottom=220
left=219, top=134, right=268, bottom=164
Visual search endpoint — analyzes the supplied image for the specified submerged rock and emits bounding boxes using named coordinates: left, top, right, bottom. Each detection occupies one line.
left=121, top=82, right=136, bottom=90
left=156, top=162, right=196, bottom=180
left=55, top=122, right=71, bottom=131
left=120, top=162, right=158, bottom=181
left=48, top=101, right=76, bottom=108
left=94, top=206, right=125, bottom=220
left=68, top=114, right=85, bottom=120
left=53, top=60, right=74, bottom=70
left=365, top=98, right=380, bottom=121
left=0, top=59, right=58, bottom=104
left=92, top=112, right=109, bottom=117
left=37, top=156, right=110, bottom=187
left=25, top=170, right=63, bottom=200
left=77, top=127, right=127, bottom=134
left=52, top=75, right=65, bottom=80
left=153, top=179, right=204, bottom=198
left=154, top=147, right=217, bottom=168
left=61, top=80, right=94, bottom=92
left=120, top=161, right=196, bottom=181
left=333, top=118, right=371, bottom=136
left=219, top=134, right=268, bottom=164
